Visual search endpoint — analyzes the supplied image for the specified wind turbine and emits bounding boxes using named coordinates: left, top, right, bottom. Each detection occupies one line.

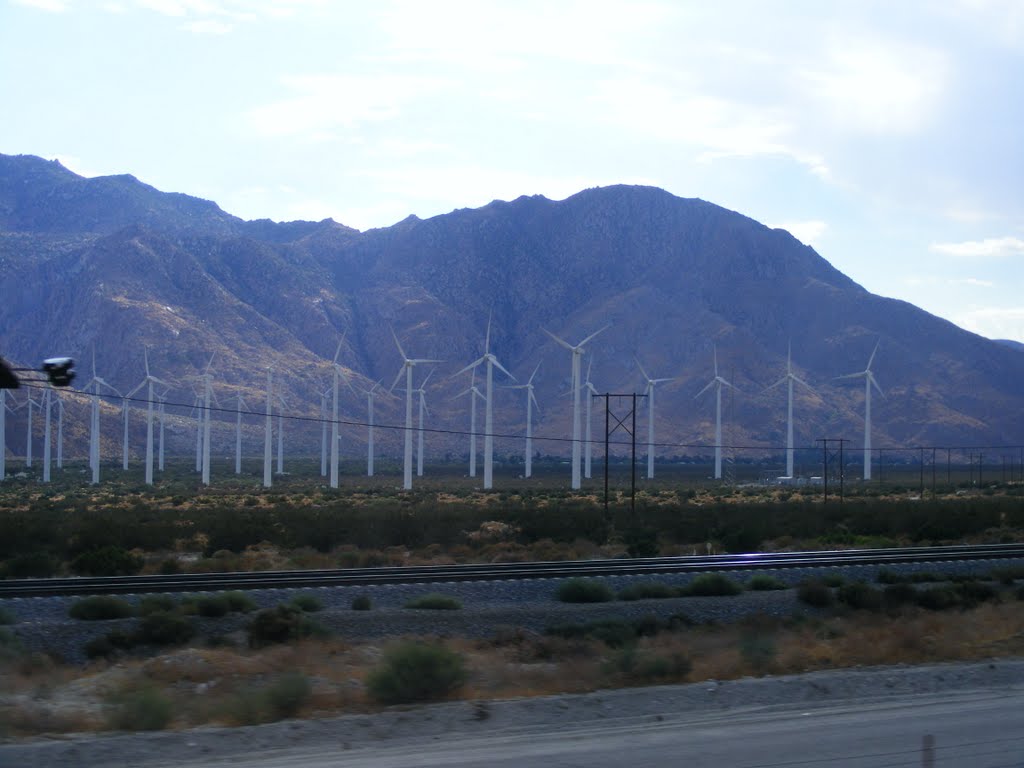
left=135, top=348, right=171, bottom=485
left=42, top=387, right=52, bottom=482
left=765, top=342, right=814, bottom=478
left=695, top=345, right=736, bottom=480
left=635, top=356, right=674, bottom=480
left=836, top=341, right=883, bottom=481
left=235, top=394, right=248, bottom=475
left=200, top=355, right=216, bottom=486
left=542, top=325, right=608, bottom=490
left=452, top=367, right=485, bottom=478
left=413, top=369, right=434, bottom=478
left=506, top=363, right=541, bottom=478
left=275, top=390, right=288, bottom=475
left=319, top=388, right=329, bottom=477
left=157, top=386, right=170, bottom=472
left=82, top=350, right=119, bottom=485
left=262, top=369, right=273, bottom=488
left=363, top=380, right=385, bottom=477
left=456, top=315, right=514, bottom=489
left=190, top=388, right=204, bottom=473
left=328, top=335, right=353, bottom=489
left=389, top=330, right=441, bottom=491
left=25, top=391, right=36, bottom=469
left=55, top=394, right=64, bottom=470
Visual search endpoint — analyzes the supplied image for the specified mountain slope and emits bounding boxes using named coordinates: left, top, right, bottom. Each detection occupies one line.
left=1, top=153, right=1022, bottom=461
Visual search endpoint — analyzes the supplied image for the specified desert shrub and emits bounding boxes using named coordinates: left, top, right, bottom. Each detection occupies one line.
left=194, top=595, right=231, bottom=618
left=264, top=672, right=312, bottom=720
left=84, top=629, right=135, bottom=659
left=955, top=580, right=997, bottom=607
left=138, top=595, right=177, bottom=616
left=224, top=591, right=257, bottom=613
left=882, top=582, right=918, bottom=608
left=2, top=551, right=59, bottom=578
left=617, top=582, right=678, bottom=601
left=740, top=630, right=777, bottom=672
left=247, top=605, right=316, bottom=648
left=623, top=527, right=660, bottom=558
left=837, top=582, right=884, bottom=612
left=991, top=566, right=1024, bottom=585
left=404, top=593, right=462, bottom=610
left=0, top=608, right=14, bottom=625
left=69, top=596, right=135, bottom=621
left=747, top=575, right=788, bottom=591
left=366, top=642, right=466, bottom=705
left=822, top=573, right=846, bottom=588
left=876, top=569, right=943, bottom=585
left=107, top=687, right=173, bottom=731
left=289, top=593, right=324, bottom=613
left=157, top=558, right=182, bottom=575
left=555, top=578, right=614, bottom=603
left=606, top=646, right=692, bottom=682
left=796, top=579, right=834, bottom=608
left=0, top=627, right=22, bottom=662
left=71, top=546, right=144, bottom=577
left=351, top=595, right=372, bottom=611
left=717, top=527, right=762, bottom=554
left=137, top=611, right=195, bottom=646
left=916, top=586, right=960, bottom=611
left=682, top=573, right=742, bottom=597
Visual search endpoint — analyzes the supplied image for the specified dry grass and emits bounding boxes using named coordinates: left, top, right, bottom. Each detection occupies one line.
left=2, top=600, right=1023, bottom=738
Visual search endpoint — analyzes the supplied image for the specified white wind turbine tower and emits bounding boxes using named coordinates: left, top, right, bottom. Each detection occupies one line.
left=363, top=381, right=385, bottom=477
left=263, top=369, right=273, bottom=488
left=157, top=387, right=169, bottom=472
left=42, top=387, right=52, bottom=482
left=55, top=394, right=64, bottom=470
left=453, top=367, right=485, bottom=478
left=836, top=341, right=883, bottom=481
left=82, top=351, right=119, bottom=485
left=201, top=356, right=217, bottom=486
left=456, top=317, right=514, bottom=489
left=25, top=392, right=37, bottom=468
left=319, top=388, right=329, bottom=477
left=190, top=389, right=204, bottom=473
left=765, top=342, right=814, bottom=478
left=635, top=356, right=674, bottom=480
left=695, top=345, right=736, bottom=480
left=506, top=363, right=541, bottom=478
left=135, top=348, right=170, bottom=486
left=389, top=330, right=441, bottom=491
left=414, top=369, right=435, bottom=478
left=328, top=336, right=352, bottom=489
left=275, top=390, right=288, bottom=475
left=235, top=394, right=247, bottom=475
left=542, top=325, right=608, bottom=490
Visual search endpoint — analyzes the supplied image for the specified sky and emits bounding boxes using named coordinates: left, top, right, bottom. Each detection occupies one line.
left=2, top=0, right=1023, bottom=341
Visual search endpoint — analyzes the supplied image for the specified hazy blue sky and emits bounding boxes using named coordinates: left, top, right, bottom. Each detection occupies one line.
left=3, top=0, right=1022, bottom=341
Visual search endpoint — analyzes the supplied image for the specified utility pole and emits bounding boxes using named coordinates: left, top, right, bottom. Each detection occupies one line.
left=597, top=392, right=646, bottom=516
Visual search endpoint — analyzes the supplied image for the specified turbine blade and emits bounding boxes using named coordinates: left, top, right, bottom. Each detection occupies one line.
left=455, top=357, right=485, bottom=377
left=391, top=327, right=407, bottom=361
left=764, top=376, right=787, bottom=392
left=542, top=327, right=574, bottom=351
left=870, top=372, right=884, bottom=396
left=633, top=355, right=651, bottom=383
left=694, top=380, right=715, bottom=399
left=530, top=389, right=541, bottom=413
left=332, top=333, right=346, bottom=365
left=528, top=362, right=540, bottom=384
left=389, top=366, right=405, bottom=393
left=577, top=324, right=609, bottom=349
left=409, top=358, right=443, bottom=365
left=492, top=357, right=515, bottom=380
left=793, top=375, right=815, bottom=392
left=484, top=310, right=492, bottom=355
left=867, top=339, right=880, bottom=370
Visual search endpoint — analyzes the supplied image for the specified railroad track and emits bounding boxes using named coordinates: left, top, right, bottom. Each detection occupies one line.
left=3, top=543, right=1023, bottom=598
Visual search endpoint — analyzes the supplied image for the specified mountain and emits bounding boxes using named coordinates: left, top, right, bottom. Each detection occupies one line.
left=1, top=152, right=1022, bottom=462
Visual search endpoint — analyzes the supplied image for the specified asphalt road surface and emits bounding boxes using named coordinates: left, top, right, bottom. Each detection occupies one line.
left=172, top=689, right=1024, bottom=768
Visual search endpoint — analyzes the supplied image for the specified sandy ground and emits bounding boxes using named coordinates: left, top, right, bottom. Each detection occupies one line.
left=2, top=658, right=1022, bottom=768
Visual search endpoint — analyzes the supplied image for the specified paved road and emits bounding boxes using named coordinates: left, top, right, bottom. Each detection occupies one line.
left=177, top=689, right=1024, bottom=768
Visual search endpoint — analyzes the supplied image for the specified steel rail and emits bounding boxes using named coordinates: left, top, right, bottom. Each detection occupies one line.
left=2, top=543, right=1023, bottom=598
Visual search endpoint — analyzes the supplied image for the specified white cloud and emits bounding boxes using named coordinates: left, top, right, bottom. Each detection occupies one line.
left=930, top=237, right=1024, bottom=258
left=12, top=0, right=67, bottom=11
left=182, top=19, right=232, bottom=34
left=246, top=74, right=451, bottom=138
left=799, top=37, right=947, bottom=135
left=953, top=306, right=1024, bottom=341
left=773, top=220, right=827, bottom=248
